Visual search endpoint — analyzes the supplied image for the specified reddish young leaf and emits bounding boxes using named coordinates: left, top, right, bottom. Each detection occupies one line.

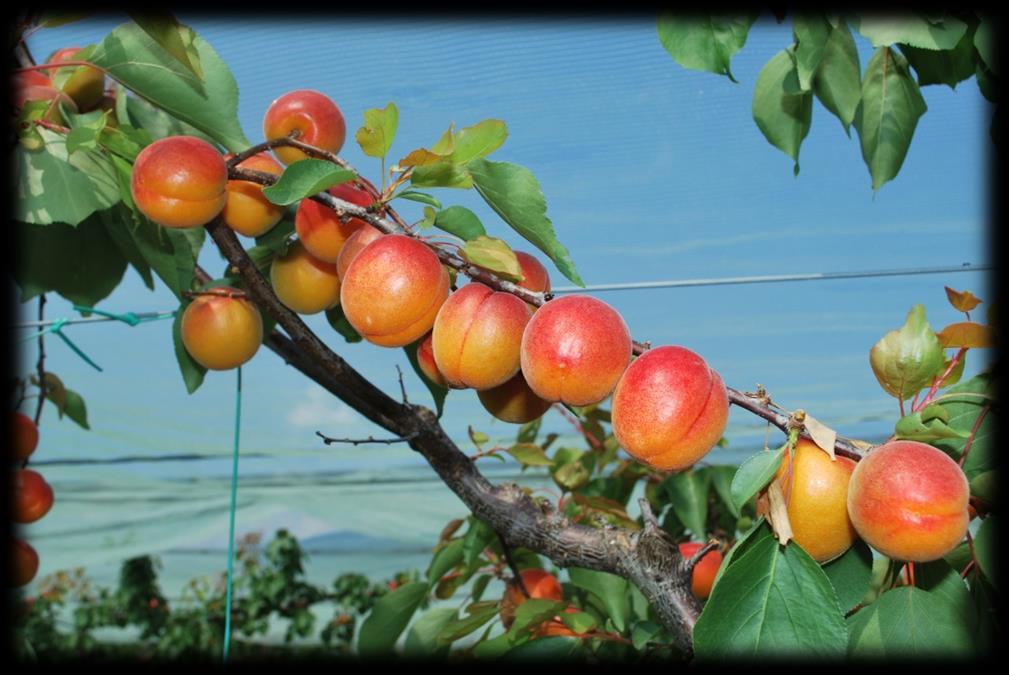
left=944, top=286, right=982, bottom=313
left=937, top=322, right=994, bottom=348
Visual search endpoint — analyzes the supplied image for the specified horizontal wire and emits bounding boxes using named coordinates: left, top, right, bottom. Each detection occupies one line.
left=10, top=310, right=177, bottom=330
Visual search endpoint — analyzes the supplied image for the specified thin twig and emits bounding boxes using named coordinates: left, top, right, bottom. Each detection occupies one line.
left=683, top=540, right=720, bottom=575
left=27, top=295, right=47, bottom=469
left=396, top=365, right=409, bottom=405
left=315, top=431, right=418, bottom=446
left=958, top=404, right=990, bottom=468
left=497, top=532, right=530, bottom=598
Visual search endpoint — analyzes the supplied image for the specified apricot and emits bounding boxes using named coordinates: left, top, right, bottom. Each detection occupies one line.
left=678, top=542, right=723, bottom=599
left=774, top=439, right=858, bottom=563
left=500, top=568, right=564, bottom=629
left=520, top=295, right=632, bottom=407
left=270, top=240, right=342, bottom=315
left=180, top=291, right=263, bottom=371
left=847, top=440, right=969, bottom=562
left=131, top=136, right=228, bottom=228
left=477, top=371, right=551, bottom=424
left=610, top=345, right=728, bottom=471
left=416, top=332, right=449, bottom=388
left=432, top=283, right=532, bottom=390
left=515, top=251, right=551, bottom=310
left=12, top=539, right=39, bottom=587
left=222, top=153, right=285, bottom=237
left=263, top=89, right=346, bottom=165
left=295, top=181, right=373, bottom=263
left=340, top=235, right=450, bottom=347
left=47, top=47, right=104, bottom=110
left=12, top=411, right=39, bottom=462
left=336, top=224, right=383, bottom=281
left=14, top=469, right=54, bottom=524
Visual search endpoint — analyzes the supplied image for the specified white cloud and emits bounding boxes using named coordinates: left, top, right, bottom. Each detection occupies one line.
left=286, top=385, right=359, bottom=430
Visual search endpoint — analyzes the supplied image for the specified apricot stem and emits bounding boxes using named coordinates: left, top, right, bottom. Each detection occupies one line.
left=915, top=347, right=968, bottom=411
left=553, top=404, right=602, bottom=450
left=958, top=403, right=990, bottom=468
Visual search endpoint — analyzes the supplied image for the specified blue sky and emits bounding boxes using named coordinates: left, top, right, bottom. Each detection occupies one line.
left=15, top=15, right=993, bottom=588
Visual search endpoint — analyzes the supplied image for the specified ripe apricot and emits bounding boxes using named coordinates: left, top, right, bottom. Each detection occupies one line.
left=341, top=235, right=450, bottom=347
left=416, top=332, right=449, bottom=388
left=520, top=295, right=631, bottom=406
left=774, top=439, right=858, bottom=563
left=432, top=283, right=532, bottom=390
left=477, top=371, right=551, bottom=424
left=295, top=181, right=373, bottom=263
left=610, top=345, right=728, bottom=471
left=14, top=469, right=54, bottom=524
left=12, top=539, right=40, bottom=587
left=847, top=440, right=969, bottom=562
left=263, top=89, right=346, bottom=165
left=336, top=224, right=383, bottom=282
left=47, top=47, right=104, bottom=110
left=500, top=568, right=564, bottom=629
left=222, top=153, right=285, bottom=237
left=678, top=542, right=723, bottom=599
left=13, top=411, right=39, bottom=462
left=131, top=136, right=228, bottom=228
left=180, top=291, right=263, bottom=371
left=515, top=251, right=551, bottom=311
left=270, top=240, right=342, bottom=315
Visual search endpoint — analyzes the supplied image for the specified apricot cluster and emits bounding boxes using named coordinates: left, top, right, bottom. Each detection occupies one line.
left=10, top=412, right=52, bottom=587
left=13, top=45, right=106, bottom=124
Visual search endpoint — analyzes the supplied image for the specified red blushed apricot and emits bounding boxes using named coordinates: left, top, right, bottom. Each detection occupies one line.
left=337, top=225, right=383, bottom=282
left=847, top=440, right=969, bottom=562
left=270, top=240, right=342, bottom=315
left=14, top=469, right=54, bottom=524
left=341, top=235, right=450, bottom=347
left=515, top=251, right=551, bottom=311
left=679, top=542, right=723, bottom=599
left=610, top=345, right=728, bottom=472
left=417, top=332, right=449, bottom=388
left=12, top=540, right=40, bottom=587
left=478, top=371, right=552, bottom=424
left=131, top=136, right=228, bottom=228
left=295, top=181, right=373, bottom=263
left=222, top=153, right=285, bottom=238
left=15, top=70, right=52, bottom=89
left=500, top=569, right=564, bottom=629
left=520, top=295, right=632, bottom=407
left=180, top=292, right=263, bottom=371
left=263, top=89, right=346, bottom=165
left=13, top=411, right=40, bottom=462
left=774, top=439, right=858, bottom=563
left=432, top=283, right=532, bottom=390
left=47, top=47, right=104, bottom=110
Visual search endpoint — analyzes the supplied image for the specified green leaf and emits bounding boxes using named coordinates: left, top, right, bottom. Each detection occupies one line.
left=65, top=110, right=109, bottom=154
left=854, top=47, right=928, bottom=190
left=404, top=339, right=448, bottom=417
left=124, top=95, right=215, bottom=144
left=931, top=372, right=995, bottom=482
left=411, top=161, right=474, bottom=189
left=32, top=373, right=67, bottom=418
left=60, top=388, right=90, bottom=430
left=128, top=13, right=204, bottom=81
left=559, top=610, right=597, bottom=634
left=14, top=215, right=128, bottom=308
left=793, top=14, right=832, bottom=91
left=471, top=631, right=514, bottom=659
left=708, top=465, right=740, bottom=518
left=427, top=539, right=464, bottom=586
left=356, top=102, right=399, bottom=159
left=974, top=515, right=997, bottom=591
left=631, top=621, right=664, bottom=650
left=448, top=119, right=508, bottom=163
left=813, top=21, right=862, bottom=134
left=460, top=236, right=523, bottom=282
left=15, top=128, right=121, bottom=226
left=172, top=297, right=206, bottom=394
left=657, top=13, right=757, bottom=81
left=662, top=469, right=711, bottom=537
left=436, top=602, right=500, bottom=645
left=974, top=19, right=997, bottom=75
left=462, top=518, right=496, bottom=568
left=855, top=15, right=968, bottom=50
left=969, top=471, right=996, bottom=504
left=468, top=158, right=583, bottom=287
left=403, top=607, right=457, bottom=658
left=357, top=581, right=428, bottom=656
left=729, top=444, right=787, bottom=513
left=553, top=460, right=590, bottom=492
left=325, top=305, right=363, bottom=343
left=434, top=206, right=487, bottom=241
left=693, top=530, right=847, bottom=658
left=507, top=598, right=567, bottom=639
left=567, top=568, right=629, bottom=633
left=752, top=46, right=813, bottom=175
left=38, top=11, right=93, bottom=28
left=261, top=159, right=356, bottom=206
left=89, top=21, right=250, bottom=152
left=98, top=205, right=154, bottom=289
left=517, top=417, right=541, bottom=445
left=869, top=304, right=945, bottom=401
left=503, top=636, right=583, bottom=660
left=894, top=408, right=968, bottom=442
left=508, top=443, right=554, bottom=467
left=846, top=586, right=974, bottom=656
left=900, top=22, right=977, bottom=89
left=822, top=540, right=873, bottom=613
left=394, top=191, right=441, bottom=208
left=916, top=558, right=975, bottom=630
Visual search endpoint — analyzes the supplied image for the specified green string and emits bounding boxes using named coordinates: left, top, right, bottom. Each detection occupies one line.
left=222, top=366, right=243, bottom=663
left=17, top=318, right=103, bottom=372
left=71, top=304, right=175, bottom=326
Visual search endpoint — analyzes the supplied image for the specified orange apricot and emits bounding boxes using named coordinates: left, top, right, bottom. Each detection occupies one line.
left=263, top=89, right=346, bottom=165
left=336, top=224, right=383, bottom=282
left=222, top=153, right=285, bottom=237
left=610, top=345, right=728, bottom=472
left=270, top=240, right=342, bottom=315
left=519, top=295, right=631, bottom=407
left=14, top=469, right=54, bottom=524
left=774, top=439, right=858, bottom=563
left=432, top=283, right=532, bottom=390
left=131, top=136, right=228, bottom=229
left=477, top=371, right=551, bottom=424
left=295, top=180, right=373, bottom=263
left=847, top=440, right=969, bottom=562
left=47, top=47, right=104, bottom=110
left=340, top=235, right=450, bottom=347
left=416, top=332, right=449, bottom=388
left=678, top=542, right=723, bottom=599
left=180, top=291, right=263, bottom=371
left=12, top=412, right=39, bottom=462
left=12, top=539, right=40, bottom=587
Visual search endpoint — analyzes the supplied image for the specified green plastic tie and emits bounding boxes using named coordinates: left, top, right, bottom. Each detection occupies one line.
left=17, top=318, right=102, bottom=372
left=71, top=304, right=176, bottom=326
left=222, top=366, right=243, bottom=663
